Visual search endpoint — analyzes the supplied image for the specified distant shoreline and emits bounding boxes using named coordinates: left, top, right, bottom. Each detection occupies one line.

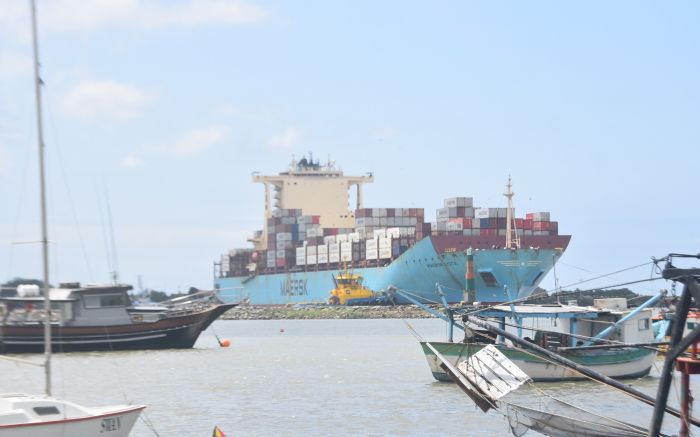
left=219, top=304, right=440, bottom=320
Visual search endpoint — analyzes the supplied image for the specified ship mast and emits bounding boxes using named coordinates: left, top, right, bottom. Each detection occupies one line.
left=30, top=0, right=51, bottom=396
left=504, top=176, right=520, bottom=250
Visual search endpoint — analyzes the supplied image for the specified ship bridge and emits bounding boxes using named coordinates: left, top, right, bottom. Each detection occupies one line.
left=250, top=154, right=373, bottom=249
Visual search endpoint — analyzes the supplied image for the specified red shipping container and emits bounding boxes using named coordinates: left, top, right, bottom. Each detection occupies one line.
left=276, top=259, right=286, bottom=267
left=514, top=218, right=523, bottom=228
left=526, top=213, right=534, bottom=220
left=312, top=216, right=320, bottom=224
left=533, top=221, right=549, bottom=231
left=524, top=219, right=533, bottom=230
left=463, top=218, right=472, bottom=228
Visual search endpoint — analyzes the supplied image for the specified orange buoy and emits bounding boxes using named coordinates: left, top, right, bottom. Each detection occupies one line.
left=220, top=339, right=231, bottom=347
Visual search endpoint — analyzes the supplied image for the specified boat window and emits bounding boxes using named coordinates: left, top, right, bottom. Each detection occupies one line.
left=83, top=293, right=127, bottom=309
left=33, top=406, right=60, bottom=415
left=478, top=271, right=498, bottom=287
left=688, top=322, right=696, bottom=330
left=638, top=319, right=650, bottom=330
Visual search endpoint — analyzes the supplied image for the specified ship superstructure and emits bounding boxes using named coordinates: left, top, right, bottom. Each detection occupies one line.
left=215, top=155, right=571, bottom=305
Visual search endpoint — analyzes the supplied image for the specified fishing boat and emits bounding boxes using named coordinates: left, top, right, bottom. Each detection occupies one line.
left=396, top=285, right=661, bottom=381
left=422, top=300, right=659, bottom=382
left=0, top=284, right=236, bottom=353
left=0, top=2, right=145, bottom=434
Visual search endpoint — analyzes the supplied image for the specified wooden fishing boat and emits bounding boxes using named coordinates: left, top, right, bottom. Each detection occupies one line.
left=0, top=284, right=235, bottom=353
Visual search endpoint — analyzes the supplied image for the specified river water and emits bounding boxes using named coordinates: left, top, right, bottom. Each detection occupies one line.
left=1, top=318, right=695, bottom=436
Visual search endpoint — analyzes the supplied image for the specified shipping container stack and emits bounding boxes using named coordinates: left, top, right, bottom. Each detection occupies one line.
left=264, top=208, right=322, bottom=272
left=431, top=197, right=558, bottom=239
left=354, top=208, right=427, bottom=265
left=301, top=229, right=359, bottom=270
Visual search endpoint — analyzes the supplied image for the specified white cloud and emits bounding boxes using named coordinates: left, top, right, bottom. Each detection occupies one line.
left=266, top=127, right=301, bottom=151
left=59, top=80, right=155, bottom=121
left=121, top=154, right=144, bottom=168
left=168, top=126, right=230, bottom=157
left=0, top=0, right=269, bottom=38
left=0, top=52, right=32, bottom=78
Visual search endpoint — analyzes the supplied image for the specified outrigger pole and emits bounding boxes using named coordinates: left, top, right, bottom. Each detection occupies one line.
left=463, top=314, right=700, bottom=428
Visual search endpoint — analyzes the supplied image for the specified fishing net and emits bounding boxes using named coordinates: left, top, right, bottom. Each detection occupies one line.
left=506, top=397, right=648, bottom=437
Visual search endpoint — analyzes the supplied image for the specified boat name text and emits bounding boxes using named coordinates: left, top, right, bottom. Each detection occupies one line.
left=101, top=416, right=122, bottom=433
left=281, top=279, right=308, bottom=297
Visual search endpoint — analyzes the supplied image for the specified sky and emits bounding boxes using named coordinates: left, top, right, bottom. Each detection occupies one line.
left=0, top=0, right=698, bottom=295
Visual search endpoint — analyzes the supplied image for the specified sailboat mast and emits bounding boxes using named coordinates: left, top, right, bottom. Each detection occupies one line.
left=30, top=0, right=51, bottom=397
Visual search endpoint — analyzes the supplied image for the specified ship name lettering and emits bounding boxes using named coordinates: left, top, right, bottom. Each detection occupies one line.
left=280, top=279, right=308, bottom=296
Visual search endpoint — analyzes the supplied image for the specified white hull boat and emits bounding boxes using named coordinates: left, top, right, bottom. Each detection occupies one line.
left=0, top=394, right=144, bottom=437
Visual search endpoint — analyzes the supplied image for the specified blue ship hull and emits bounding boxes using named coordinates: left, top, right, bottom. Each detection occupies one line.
left=215, top=237, right=566, bottom=305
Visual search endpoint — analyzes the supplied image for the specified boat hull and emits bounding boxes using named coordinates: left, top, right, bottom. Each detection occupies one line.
left=420, top=341, right=656, bottom=382
left=0, top=304, right=235, bottom=353
left=0, top=404, right=144, bottom=437
left=216, top=236, right=569, bottom=305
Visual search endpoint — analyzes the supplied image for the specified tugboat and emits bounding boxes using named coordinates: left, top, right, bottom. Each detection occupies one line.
left=328, top=266, right=378, bottom=305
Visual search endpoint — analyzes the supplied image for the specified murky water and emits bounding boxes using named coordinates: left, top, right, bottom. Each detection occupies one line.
left=1, top=319, right=695, bottom=436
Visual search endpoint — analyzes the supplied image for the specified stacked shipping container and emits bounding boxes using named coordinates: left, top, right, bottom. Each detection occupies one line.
left=220, top=199, right=560, bottom=277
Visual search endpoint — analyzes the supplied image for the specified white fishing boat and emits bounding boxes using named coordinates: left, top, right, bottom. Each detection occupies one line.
left=0, top=2, right=145, bottom=434
left=420, top=298, right=659, bottom=382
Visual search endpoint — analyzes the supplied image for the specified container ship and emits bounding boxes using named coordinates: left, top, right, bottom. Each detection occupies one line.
left=214, top=155, right=571, bottom=305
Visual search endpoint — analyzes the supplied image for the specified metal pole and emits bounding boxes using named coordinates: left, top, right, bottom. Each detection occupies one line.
left=464, top=314, right=700, bottom=427
left=30, top=0, right=51, bottom=397
left=649, top=283, right=693, bottom=436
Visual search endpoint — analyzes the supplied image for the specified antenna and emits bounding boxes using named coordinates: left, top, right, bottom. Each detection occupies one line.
left=504, top=176, right=521, bottom=249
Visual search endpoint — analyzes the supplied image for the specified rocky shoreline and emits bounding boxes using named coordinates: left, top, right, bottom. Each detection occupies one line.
left=220, top=304, right=441, bottom=320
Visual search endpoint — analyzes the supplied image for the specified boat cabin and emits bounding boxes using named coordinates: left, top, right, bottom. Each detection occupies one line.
left=0, top=283, right=147, bottom=327
left=479, top=299, right=654, bottom=348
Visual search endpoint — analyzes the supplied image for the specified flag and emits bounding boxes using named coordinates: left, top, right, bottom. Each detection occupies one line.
left=212, top=426, right=227, bottom=437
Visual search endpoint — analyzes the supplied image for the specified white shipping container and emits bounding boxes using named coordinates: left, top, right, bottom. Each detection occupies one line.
left=475, top=208, right=490, bottom=219
left=276, top=249, right=286, bottom=259
left=340, top=251, right=352, bottom=262
left=379, top=237, right=392, bottom=249
left=387, top=227, right=400, bottom=238
left=323, top=236, right=336, bottom=244
left=306, top=245, right=317, bottom=257
left=366, top=239, right=378, bottom=250
left=267, top=252, right=276, bottom=268
left=379, top=247, right=392, bottom=259
left=437, top=208, right=449, bottom=218
left=533, top=212, right=551, bottom=221
left=318, top=253, right=328, bottom=264
left=329, top=252, right=340, bottom=263
left=349, top=232, right=360, bottom=242
left=366, top=248, right=378, bottom=260
left=318, top=244, right=328, bottom=256
left=336, top=234, right=348, bottom=243
left=307, top=229, right=318, bottom=238
left=307, top=254, right=317, bottom=264
left=340, top=241, right=352, bottom=257
left=373, top=229, right=386, bottom=239
left=328, top=243, right=340, bottom=254
left=355, top=217, right=366, bottom=227
left=296, top=247, right=306, bottom=266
